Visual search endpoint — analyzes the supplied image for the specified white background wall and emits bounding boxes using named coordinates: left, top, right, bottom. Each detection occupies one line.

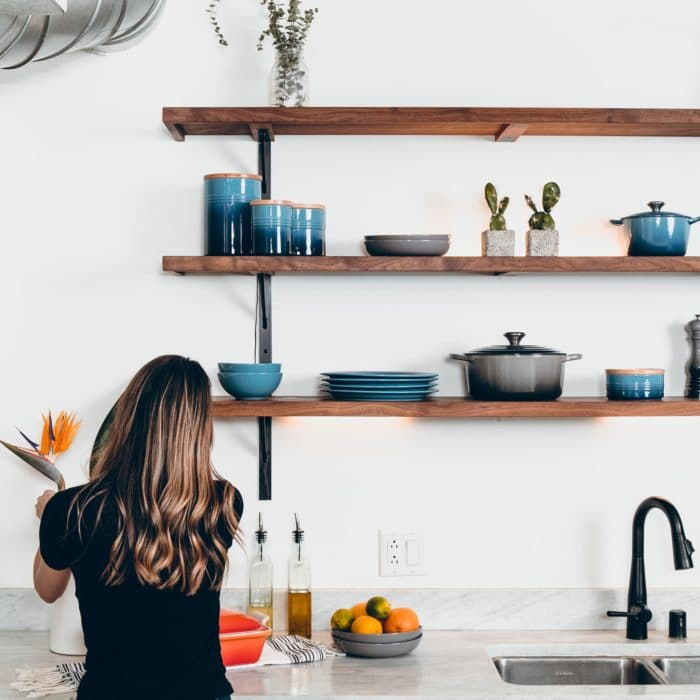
left=2, top=0, right=700, bottom=593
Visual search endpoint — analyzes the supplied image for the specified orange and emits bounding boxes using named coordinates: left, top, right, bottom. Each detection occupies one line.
left=350, top=602, right=367, bottom=619
left=382, top=608, right=420, bottom=633
left=351, top=615, right=383, bottom=635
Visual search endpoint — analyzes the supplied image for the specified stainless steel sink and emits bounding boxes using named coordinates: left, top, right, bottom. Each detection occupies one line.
left=493, top=657, right=666, bottom=685
left=654, top=657, right=700, bottom=684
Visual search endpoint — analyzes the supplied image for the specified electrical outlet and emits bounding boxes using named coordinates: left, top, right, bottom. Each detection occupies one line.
left=379, top=530, right=424, bottom=576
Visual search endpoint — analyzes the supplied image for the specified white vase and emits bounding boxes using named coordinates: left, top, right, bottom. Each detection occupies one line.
left=49, top=575, right=86, bottom=656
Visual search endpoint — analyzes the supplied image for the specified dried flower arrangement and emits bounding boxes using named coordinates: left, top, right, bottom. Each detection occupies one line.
left=1, top=411, right=80, bottom=490
left=208, top=0, right=318, bottom=106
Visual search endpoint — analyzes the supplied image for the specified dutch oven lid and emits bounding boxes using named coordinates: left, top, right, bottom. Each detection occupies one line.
left=469, top=332, right=564, bottom=356
left=619, top=201, right=693, bottom=220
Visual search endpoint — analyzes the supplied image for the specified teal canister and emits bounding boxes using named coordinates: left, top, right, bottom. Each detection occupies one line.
left=205, top=173, right=262, bottom=255
left=291, top=204, right=326, bottom=256
left=252, top=200, right=293, bottom=255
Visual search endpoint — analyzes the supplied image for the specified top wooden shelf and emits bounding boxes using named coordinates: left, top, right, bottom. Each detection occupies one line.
left=162, top=107, right=700, bottom=142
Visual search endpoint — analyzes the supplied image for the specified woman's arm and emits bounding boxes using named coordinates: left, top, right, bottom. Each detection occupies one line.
left=33, top=490, right=70, bottom=603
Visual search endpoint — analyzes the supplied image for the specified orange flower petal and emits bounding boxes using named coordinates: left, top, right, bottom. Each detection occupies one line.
left=40, top=413, right=51, bottom=456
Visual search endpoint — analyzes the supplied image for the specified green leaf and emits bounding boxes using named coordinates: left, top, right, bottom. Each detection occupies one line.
left=0, top=440, right=64, bottom=489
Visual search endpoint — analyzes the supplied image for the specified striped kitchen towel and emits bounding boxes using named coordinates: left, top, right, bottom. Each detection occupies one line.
left=13, top=637, right=343, bottom=697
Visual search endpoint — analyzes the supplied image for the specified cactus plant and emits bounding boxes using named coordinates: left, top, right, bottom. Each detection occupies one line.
left=525, top=182, right=561, bottom=230
left=485, top=183, right=510, bottom=231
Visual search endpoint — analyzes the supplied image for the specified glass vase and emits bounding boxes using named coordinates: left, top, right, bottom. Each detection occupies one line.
left=269, top=51, right=309, bottom=107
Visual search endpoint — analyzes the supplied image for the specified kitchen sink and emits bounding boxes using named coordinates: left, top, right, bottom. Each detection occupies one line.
left=654, top=657, right=700, bottom=684
left=493, top=657, right=667, bottom=685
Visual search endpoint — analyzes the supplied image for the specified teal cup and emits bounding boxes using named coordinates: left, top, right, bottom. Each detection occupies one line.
left=205, top=173, right=262, bottom=255
left=251, top=200, right=293, bottom=255
left=291, top=204, right=326, bottom=256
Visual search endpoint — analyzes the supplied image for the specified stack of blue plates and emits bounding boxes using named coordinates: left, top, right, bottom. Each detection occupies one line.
left=321, top=372, right=438, bottom=401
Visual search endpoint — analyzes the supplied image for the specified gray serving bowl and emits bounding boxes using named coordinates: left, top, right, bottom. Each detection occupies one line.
left=364, top=238, right=450, bottom=256
left=333, top=627, right=422, bottom=644
left=332, top=632, right=422, bottom=658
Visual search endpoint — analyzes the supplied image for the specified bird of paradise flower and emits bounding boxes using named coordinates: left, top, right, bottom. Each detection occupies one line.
left=1, top=412, right=80, bottom=491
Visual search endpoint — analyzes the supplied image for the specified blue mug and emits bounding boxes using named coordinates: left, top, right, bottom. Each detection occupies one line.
left=205, top=173, right=262, bottom=255
left=291, top=204, right=326, bottom=256
left=251, top=200, right=293, bottom=255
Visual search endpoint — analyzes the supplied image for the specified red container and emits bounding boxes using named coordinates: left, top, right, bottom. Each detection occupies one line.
left=219, top=610, right=271, bottom=667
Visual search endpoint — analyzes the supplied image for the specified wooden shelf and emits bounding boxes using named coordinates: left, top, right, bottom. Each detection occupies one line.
left=164, top=256, right=700, bottom=275
left=163, top=107, right=700, bottom=142
left=212, top=397, right=700, bottom=418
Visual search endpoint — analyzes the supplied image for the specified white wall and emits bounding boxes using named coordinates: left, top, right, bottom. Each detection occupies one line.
left=2, top=0, right=700, bottom=593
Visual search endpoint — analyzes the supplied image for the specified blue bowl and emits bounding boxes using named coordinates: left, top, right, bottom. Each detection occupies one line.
left=218, top=363, right=281, bottom=373
left=218, top=372, right=282, bottom=400
left=606, top=370, right=665, bottom=400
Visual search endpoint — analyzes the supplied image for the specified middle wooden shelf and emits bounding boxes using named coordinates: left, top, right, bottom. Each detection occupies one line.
left=212, top=397, right=700, bottom=418
left=163, top=256, right=700, bottom=275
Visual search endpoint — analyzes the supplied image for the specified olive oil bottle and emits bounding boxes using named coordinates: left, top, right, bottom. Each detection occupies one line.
left=287, top=513, right=311, bottom=638
left=248, top=513, right=273, bottom=629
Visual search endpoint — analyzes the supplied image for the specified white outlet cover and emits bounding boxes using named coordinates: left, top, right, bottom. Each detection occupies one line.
left=379, top=530, right=425, bottom=577
left=0, top=0, right=66, bottom=15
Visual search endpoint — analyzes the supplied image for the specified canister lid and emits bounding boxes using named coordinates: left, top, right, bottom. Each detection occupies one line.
left=292, top=203, right=326, bottom=210
left=468, top=332, right=564, bottom=356
left=204, top=172, right=263, bottom=180
left=250, top=199, right=294, bottom=206
left=605, top=368, right=665, bottom=375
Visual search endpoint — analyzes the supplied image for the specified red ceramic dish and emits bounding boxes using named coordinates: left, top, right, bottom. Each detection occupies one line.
left=219, top=610, right=271, bottom=667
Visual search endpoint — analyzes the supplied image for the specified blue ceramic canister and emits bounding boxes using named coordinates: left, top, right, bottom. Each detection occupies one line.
left=205, top=173, right=262, bottom=255
left=606, top=369, right=665, bottom=400
left=251, top=200, right=293, bottom=255
left=291, top=203, right=327, bottom=256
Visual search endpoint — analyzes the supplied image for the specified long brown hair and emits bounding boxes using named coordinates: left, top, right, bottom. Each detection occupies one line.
left=75, top=355, right=239, bottom=596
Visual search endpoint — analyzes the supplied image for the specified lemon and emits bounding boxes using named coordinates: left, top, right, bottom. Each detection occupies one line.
left=330, top=608, right=354, bottom=632
left=366, top=596, right=391, bottom=621
left=351, top=615, right=383, bottom=635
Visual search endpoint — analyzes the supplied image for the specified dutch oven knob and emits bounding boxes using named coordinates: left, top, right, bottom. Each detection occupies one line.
left=504, top=332, right=525, bottom=347
left=648, top=201, right=665, bottom=212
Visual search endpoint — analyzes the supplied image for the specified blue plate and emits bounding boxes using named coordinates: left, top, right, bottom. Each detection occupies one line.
left=326, top=391, right=434, bottom=401
left=323, top=381, right=438, bottom=389
left=323, top=372, right=438, bottom=380
left=323, top=385, right=438, bottom=394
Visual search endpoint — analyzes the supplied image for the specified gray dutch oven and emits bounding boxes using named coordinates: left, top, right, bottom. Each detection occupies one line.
left=611, top=201, right=700, bottom=256
left=450, top=332, right=582, bottom=401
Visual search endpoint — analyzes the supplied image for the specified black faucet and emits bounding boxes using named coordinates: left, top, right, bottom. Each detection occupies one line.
left=608, top=497, right=694, bottom=640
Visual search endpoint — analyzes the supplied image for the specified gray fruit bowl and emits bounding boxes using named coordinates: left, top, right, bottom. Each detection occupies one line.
left=332, top=627, right=422, bottom=644
left=364, top=237, right=450, bottom=256
left=332, top=632, right=422, bottom=658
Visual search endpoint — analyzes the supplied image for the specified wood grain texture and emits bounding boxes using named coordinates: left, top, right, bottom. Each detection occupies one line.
left=162, top=107, right=700, bottom=140
left=163, top=256, right=700, bottom=275
left=212, top=396, right=700, bottom=418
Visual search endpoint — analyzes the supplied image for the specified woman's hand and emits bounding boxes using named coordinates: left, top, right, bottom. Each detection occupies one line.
left=35, top=490, right=56, bottom=520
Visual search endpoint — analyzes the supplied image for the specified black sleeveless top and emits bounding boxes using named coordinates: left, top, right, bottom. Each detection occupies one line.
left=40, top=481, right=243, bottom=700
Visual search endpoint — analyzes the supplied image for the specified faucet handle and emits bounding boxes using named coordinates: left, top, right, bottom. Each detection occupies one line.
left=607, top=606, right=652, bottom=623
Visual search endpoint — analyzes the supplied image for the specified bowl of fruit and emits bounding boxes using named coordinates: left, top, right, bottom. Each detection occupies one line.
left=330, top=596, right=422, bottom=658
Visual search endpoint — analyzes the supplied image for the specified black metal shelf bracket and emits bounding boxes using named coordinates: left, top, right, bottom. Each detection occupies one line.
left=257, top=126, right=273, bottom=500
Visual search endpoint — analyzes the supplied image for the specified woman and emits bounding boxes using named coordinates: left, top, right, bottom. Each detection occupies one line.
left=34, top=355, right=243, bottom=700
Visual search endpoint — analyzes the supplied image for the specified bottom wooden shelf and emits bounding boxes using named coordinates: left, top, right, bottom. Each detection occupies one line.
left=212, top=396, right=700, bottom=418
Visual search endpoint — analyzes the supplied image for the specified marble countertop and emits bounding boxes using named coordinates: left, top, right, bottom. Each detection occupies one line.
left=5, top=630, right=700, bottom=699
